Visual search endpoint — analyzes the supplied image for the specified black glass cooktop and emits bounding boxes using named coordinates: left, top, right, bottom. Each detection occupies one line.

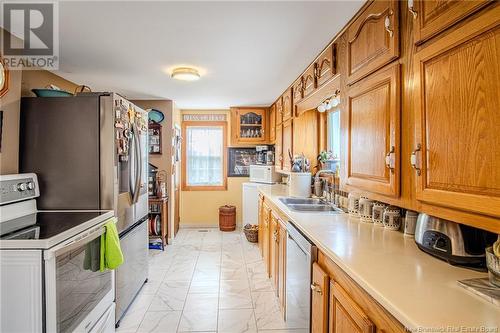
left=0, top=211, right=108, bottom=240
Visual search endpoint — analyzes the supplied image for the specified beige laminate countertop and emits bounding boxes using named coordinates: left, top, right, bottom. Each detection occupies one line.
left=258, top=184, right=500, bottom=330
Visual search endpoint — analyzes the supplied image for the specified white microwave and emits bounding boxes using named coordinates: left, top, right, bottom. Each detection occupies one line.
left=249, top=165, right=280, bottom=184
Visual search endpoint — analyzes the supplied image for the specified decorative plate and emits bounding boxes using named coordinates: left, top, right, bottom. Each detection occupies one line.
left=148, top=109, right=165, bottom=123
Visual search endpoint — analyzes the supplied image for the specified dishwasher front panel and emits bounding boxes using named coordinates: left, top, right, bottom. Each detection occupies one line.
left=285, top=221, right=317, bottom=330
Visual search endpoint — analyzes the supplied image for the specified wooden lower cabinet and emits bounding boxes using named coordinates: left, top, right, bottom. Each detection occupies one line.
left=313, top=251, right=406, bottom=333
left=311, top=263, right=329, bottom=333
left=262, top=202, right=271, bottom=277
left=258, top=194, right=264, bottom=256
left=270, top=213, right=280, bottom=291
left=278, top=219, right=287, bottom=315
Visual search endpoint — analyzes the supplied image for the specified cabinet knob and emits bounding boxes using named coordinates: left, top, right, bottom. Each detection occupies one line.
left=384, top=11, right=394, bottom=38
left=385, top=146, right=395, bottom=172
left=408, top=0, right=418, bottom=19
left=310, top=283, right=323, bottom=295
left=411, top=144, right=422, bottom=176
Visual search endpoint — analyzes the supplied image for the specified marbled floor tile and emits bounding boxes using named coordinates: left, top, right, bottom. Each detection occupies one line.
left=177, top=308, right=218, bottom=332
left=221, top=265, right=248, bottom=280
left=257, top=330, right=309, bottom=333
left=183, top=293, right=218, bottom=312
left=116, top=292, right=155, bottom=332
left=191, top=266, right=220, bottom=281
left=136, top=311, right=182, bottom=333
left=149, top=281, right=190, bottom=311
left=188, top=279, right=220, bottom=294
left=248, top=275, right=274, bottom=292
left=164, top=262, right=196, bottom=281
left=218, top=308, right=257, bottom=333
left=252, top=291, right=288, bottom=330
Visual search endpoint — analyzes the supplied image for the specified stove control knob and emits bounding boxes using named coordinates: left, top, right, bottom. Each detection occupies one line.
left=27, top=182, right=35, bottom=190
left=17, top=183, right=27, bottom=191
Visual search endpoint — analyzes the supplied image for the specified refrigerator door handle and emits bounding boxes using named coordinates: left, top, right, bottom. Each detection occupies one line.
left=132, top=124, right=142, bottom=204
left=128, top=129, right=136, bottom=202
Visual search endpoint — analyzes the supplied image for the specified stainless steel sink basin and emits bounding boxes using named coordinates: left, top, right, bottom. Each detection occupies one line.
left=279, top=197, right=342, bottom=213
left=278, top=197, right=325, bottom=205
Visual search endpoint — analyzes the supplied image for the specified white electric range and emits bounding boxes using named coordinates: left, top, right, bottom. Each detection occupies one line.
left=0, top=174, right=116, bottom=333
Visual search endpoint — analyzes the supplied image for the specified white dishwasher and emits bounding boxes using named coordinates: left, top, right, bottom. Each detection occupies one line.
left=285, top=221, right=317, bottom=330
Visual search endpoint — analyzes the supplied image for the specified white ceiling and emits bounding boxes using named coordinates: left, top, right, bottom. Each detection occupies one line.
left=53, top=1, right=364, bottom=109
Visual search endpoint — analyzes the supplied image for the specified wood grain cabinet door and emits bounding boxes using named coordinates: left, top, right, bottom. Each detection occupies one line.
left=278, top=220, right=287, bottom=316
left=282, top=119, right=294, bottom=171
left=292, top=77, right=304, bottom=112
left=311, top=263, right=329, bottom=333
left=316, top=43, right=337, bottom=89
left=302, top=63, right=317, bottom=99
left=258, top=195, right=264, bottom=256
left=275, top=124, right=283, bottom=170
left=411, top=0, right=492, bottom=45
left=269, top=104, right=276, bottom=143
left=346, top=0, right=399, bottom=85
left=270, top=214, right=280, bottom=293
left=276, top=97, right=283, bottom=126
left=282, top=89, right=293, bottom=122
left=413, top=5, right=500, bottom=218
left=346, top=63, right=400, bottom=197
left=262, top=203, right=271, bottom=277
left=330, top=282, right=375, bottom=333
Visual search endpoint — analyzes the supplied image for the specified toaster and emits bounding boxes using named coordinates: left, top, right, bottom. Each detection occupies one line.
left=415, top=214, right=497, bottom=268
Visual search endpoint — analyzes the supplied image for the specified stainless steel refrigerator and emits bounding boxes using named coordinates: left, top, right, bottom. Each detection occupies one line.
left=19, top=92, right=149, bottom=325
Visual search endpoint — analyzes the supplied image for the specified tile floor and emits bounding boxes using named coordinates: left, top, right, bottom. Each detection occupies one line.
left=116, top=228, right=308, bottom=333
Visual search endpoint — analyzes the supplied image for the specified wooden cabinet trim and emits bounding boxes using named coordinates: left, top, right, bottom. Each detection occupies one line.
left=312, top=263, right=330, bottom=333
left=331, top=282, right=375, bottom=333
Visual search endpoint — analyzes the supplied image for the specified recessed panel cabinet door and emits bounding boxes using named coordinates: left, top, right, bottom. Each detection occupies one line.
left=258, top=195, right=264, bottom=256
left=262, top=203, right=271, bottom=277
left=302, top=63, right=317, bottom=99
left=316, top=43, right=336, bottom=89
left=330, top=282, right=374, bottom=333
left=275, top=124, right=283, bottom=170
left=282, top=119, right=293, bottom=171
left=282, top=89, right=293, bottom=122
left=413, top=6, right=500, bottom=218
left=346, top=0, right=399, bottom=85
left=346, top=63, right=400, bottom=197
left=276, top=97, right=283, bottom=126
left=411, top=0, right=492, bottom=45
left=278, top=221, right=287, bottom=315
left=270, top=214, right=280, bottom=293
left=270, top=104, right=276, bottom=143
left=311, top=263, right=329, bottom=333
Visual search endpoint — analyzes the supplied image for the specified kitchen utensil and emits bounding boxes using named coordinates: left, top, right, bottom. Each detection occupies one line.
left=347, top=192, right=360, bottom=217
left=383, top=206, right=401, bottom=230
left=358, top=196, right=374, bottom=223
left=404, top=210, right=418, bottom=236
left=372, top=202, right=387, bottom=226
left=415, top=214, right=497, bottom=267
left=486, top=247, right=500, bottom=287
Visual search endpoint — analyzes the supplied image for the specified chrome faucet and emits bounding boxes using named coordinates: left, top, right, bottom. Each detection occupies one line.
left=314, top=169, right=336, bottom=201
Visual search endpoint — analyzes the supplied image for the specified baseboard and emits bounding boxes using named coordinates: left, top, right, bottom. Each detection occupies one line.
left=179, top=223, right=242, bottom=230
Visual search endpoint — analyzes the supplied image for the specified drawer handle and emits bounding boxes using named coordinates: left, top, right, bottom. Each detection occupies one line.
left=385, top=146, right=395, bottom=172
left=408, top=0, right=418, bottom=19
left=310, top=283, right=323, bottom=295
left=410, top=144, right=422, bottom=176
left=384, top=12, right=394, bottom=38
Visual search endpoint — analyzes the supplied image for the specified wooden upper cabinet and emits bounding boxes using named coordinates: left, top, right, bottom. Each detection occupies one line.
left=302, top=63, right=317, bottom=99
left=330, top=282, right=375, bottom=333
left=269, top=104, right=276, bottom=143
left=292, top=77, right=304, bottom=110
left=410, top=0, right=492, bottom=45
left=346, top=0, right=399, bottom=85
left=282, top=89, right=293, bottom=122
left=311, top=263, right=329, bottom=333
left=316, top=43, right=337, bottom=89
left=276, top=97, right=283, bottom=126
left=282, top=119, right=293, bottom=171
left=413, top=5, right=500, bottom=219
left=231, top=107, right=267, bottom=145
left=275, top=124, right=283, bottom=170
left=346, top=63, right=400, bottom=197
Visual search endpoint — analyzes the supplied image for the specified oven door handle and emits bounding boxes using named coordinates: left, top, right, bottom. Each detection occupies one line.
left=45, top=224, right=106, bottom=259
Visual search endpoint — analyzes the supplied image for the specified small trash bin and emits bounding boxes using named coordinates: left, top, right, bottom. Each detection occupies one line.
left=219, top=205, right=236, bottom=231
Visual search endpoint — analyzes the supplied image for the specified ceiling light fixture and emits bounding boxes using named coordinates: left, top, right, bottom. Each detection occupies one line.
left=171, top=67, right=200, bottom=81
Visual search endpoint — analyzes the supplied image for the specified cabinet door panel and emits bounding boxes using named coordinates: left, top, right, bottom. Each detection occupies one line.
left=258, top=195, right=264, bottom=256
left=282, top=89, right=293, bottom=122
left=278, top=221, right=287, bottom=315
left=346, top=63, right=400, bottom=197
left=414, top=6, right=500, bottom=218
left=311, top=263, right=329, bottom=333
left=292, top=78, right=304, bottom=111
left=330, top=282, right=374, bottom=333
left=262, top=203, right=271, bottom=276
left=269, top=214, right=279, bottom=291
left=282, top=119, right=293, bottom=171
left=346, top=0, right=399, bottom=84
left=412, top=0, right=491, bottom=44
left=270, top=104, right=276, bottom=143
left=303, top=63, right=317, bottom=99
left=276, top=97, right=283, bottom=126
left=275, top=124, right=283, bottom=170
left=317, top=43, right=337, bottom=88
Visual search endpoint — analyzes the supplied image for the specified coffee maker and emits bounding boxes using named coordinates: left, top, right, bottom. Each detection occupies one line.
left=256, top=145, right=274, bottom=165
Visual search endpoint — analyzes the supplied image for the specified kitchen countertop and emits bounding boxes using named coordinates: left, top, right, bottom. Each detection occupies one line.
left=258, top=184, right=500, bottom=330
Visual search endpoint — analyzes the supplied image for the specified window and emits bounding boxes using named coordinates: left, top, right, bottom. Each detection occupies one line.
left=182, top=121, right=227, bottom=190
left=327, top=110, right=341, bottom=160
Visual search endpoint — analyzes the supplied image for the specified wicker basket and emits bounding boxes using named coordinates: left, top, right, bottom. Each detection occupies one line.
left=243, top=224, right=258, bottom=243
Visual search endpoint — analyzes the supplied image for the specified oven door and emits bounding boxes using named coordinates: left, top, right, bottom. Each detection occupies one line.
left=44, top=223, right=114, bottom=333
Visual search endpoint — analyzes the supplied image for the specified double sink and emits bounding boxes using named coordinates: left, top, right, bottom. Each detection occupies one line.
left=279, top=197, right=342, bottom=213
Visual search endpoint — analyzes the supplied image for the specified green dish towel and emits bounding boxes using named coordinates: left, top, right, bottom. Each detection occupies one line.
left=100, top=217, right=124, bottom=271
